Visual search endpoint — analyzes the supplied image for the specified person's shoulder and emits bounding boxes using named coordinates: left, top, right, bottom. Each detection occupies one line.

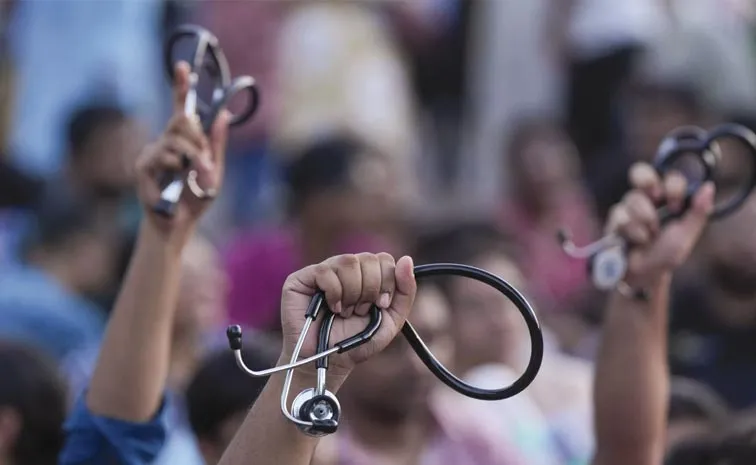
left=60, top=394, right=169, bottom=465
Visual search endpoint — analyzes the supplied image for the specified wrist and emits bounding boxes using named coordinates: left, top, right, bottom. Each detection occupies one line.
left=139, top=218, right=196, bottom=254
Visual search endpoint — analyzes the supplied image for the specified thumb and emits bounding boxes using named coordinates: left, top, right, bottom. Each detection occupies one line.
left=209, top=109, right=230, bottom=166
left=388, top=256, right=417, bottom=323
left=172, top=61, right=191, bottom=115
left=676, top=181, right=715, bottom=235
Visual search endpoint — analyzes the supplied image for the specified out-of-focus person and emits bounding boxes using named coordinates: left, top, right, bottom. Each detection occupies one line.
left=186, top=344, right=278, bottom=465
left=64, top=235, right=229, bottom=465
left=415, top=222, right=594, bottom=465
left=588, top=80, right=708, bottom=220
left=0, top=341, right=67, bottom=465
left=224, top=134, right=405, bottom=332
left=312, top=282, right=524, bottom=465
left=194, top=0, right=285, bottom=233
left=549, top=0, right=667, bottom=161
left=668, top=192, right=756, bottom=409
left=6, top=0, right=165, bottom=177
left=501, top=118, right=600, bottom=340
left=0, top=199, right=115, bottom=361
left=273, top=0, right=419, bottom=204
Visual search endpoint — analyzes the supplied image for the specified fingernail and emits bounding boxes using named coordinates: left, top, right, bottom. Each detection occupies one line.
left=378, top=292, right=391, bottom=309
left=333, top=302, right=342, bottom=314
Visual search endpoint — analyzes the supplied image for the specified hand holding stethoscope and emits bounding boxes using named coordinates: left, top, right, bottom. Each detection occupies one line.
left=152, top=25, right=260, bottom=218
left=227, top=254, right=544, bottom=437
left=559, top=124, right=756, bottom=296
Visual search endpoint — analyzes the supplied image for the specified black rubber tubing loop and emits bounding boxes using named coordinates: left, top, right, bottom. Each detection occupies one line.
left=703, top=123, right=756, bottom=220
left=308, top=263, right=544, bottom=401
left=164, top=25, right=232, bottom=119
left=652, top=137, right=716, bottom=223
left=307, top=293, right=383, bottom=370
left=409, top=263, right=544, bottom=401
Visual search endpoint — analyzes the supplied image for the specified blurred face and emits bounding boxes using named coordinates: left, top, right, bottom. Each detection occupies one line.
left=303, top=155, right=404, bottom=258
left=449, top=253, right=527, bottom=370
left=698, top=196, right=756, bottom=327
left=512, top=127, right=580, bottom=202
left=625, top=96, right=698, bottom=163
left=175, top=243, right=229, bottom=337
left=75, top=119, right=147, bottom=197
left=340, top=285, right=453, bottom=424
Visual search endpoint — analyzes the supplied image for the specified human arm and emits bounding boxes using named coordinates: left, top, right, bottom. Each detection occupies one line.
left=218, top=253, right=417, bottom=465
left=59, top=61, right=229, bottom=464
left=593, top=164, right=715, bottom=465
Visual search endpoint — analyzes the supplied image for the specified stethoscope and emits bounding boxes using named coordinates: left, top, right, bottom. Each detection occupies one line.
left=558, top=123, right=756, bottom=295
left=227, top=263, right=545, bottom=437
left=152, top=25, right=260, bottom=218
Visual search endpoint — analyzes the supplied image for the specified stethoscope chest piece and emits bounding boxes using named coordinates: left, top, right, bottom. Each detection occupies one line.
left=291, top=388, right=341, bottom=437
left=589, top=245, right=628, bottom=291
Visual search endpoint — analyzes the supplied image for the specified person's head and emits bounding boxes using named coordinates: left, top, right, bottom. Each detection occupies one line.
left=0, top=342, right=67, bottom=465
left=65, top=103, right=146, bottom=199
left=694, top=189, right=756, bottom=328
left=22, top=198, right=119, bottom=296
left=623, top=81, right=706, bottom=163
left=284, top=134, right=405, bottom=262
left=414, top=222, right=526, bottom=371
left=174, top=236, right=228, bottom=341
left=339, top=282, right=453, bottom=426
left=507, top=117, right=582, bottom=210
left=667, top=377, right=730, bottom=453
left=186, top=342, right=278, bottom=465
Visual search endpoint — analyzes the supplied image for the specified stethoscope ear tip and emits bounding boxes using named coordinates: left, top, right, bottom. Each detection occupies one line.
left=226, top=325, right=243, bottom=350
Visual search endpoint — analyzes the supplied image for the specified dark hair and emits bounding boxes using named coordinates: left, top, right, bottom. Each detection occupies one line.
left=66, top=103, right=129, bottom=160
left=283, top=135, right=379, bottom=214
left=0, top=342, right=67, bottom=465
left=626, top=80, right=703, bottom=118
left=413, top=221, right=521, bottom=267
left=21, top=196, right=100, bottom=261
left=186, top=344, right=276, bottom=442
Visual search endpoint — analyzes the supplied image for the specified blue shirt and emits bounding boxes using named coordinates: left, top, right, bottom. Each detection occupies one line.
left=59, top=395, right=168, bottom=465
left=63, top=347, right=205, bottom=465
left=0, top=265, right=105, bottom=362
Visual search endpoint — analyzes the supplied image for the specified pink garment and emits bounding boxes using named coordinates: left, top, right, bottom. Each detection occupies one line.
left=224, top=227, right=397, bottom=330
left=330, top=393, right=524, bottom=465
left=502, top=189, right=597, bottom=311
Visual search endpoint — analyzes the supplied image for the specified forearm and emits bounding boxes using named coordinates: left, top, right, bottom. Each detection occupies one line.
left=593, top=275, right=671, bottom=465
left=219, top=355, right=347, bottom=465
left=86, top=221, right=190, bottom=421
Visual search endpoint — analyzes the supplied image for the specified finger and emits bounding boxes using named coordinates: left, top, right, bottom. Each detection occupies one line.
left=624, top=190, right=660, bottom=236
left=330, top=255, right=362, bottom=318
left=629, top=162, right=663, bottom=201
left=376, top=253, right=396, bottom=309
left=388, top=256, right=417, bottom=323
left=163, top=135, right=202, bottom=164
left=619, top=221, right=651, bottom=245
left=605, top=204, right=631, bottom=235
left=209, top=109, right=230, bottom=167
left=356, top=253, right=381, bottom=316
left=172, top=61, right=192, bottom=115
left=310, top=264, right=343, bottom=315
left=155, top=151, right=183, bottom=173
left=167, top=115, right=205, bottom=154
left=663, top=171, right=688, bottom=213
left=676, top=181, right=715, bottom=234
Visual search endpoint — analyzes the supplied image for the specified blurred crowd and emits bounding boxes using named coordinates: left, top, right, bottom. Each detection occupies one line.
left=1, top=0, right=756, bottom=464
